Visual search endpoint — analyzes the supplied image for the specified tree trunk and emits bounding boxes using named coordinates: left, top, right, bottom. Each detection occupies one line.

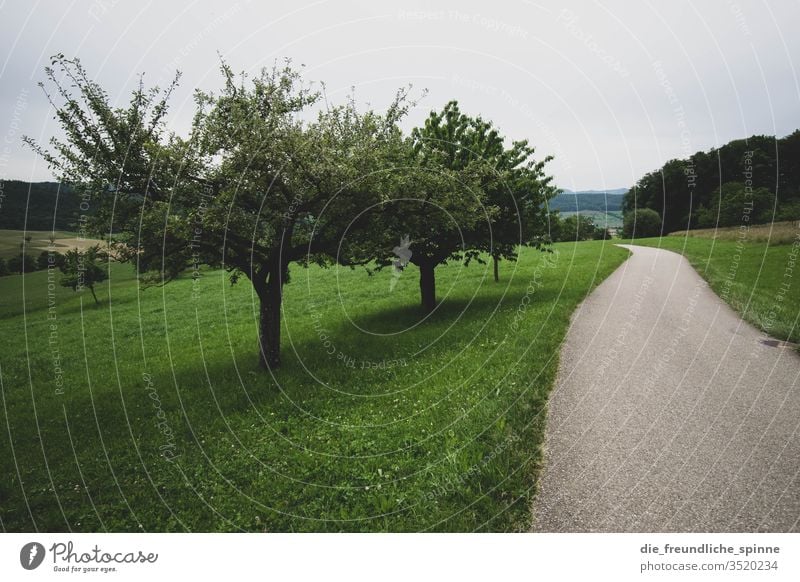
left=493, top=255, right=499, bottom=282
left=89, top=284, right=99, bottom=304
left=419, top=261, right=436, bottom=314
left=258, top=276, right=283, bottom=370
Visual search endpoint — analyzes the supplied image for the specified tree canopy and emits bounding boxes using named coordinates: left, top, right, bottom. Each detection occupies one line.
left=622, top=208, right=662, bottom=239
left=59, top=245, right=108, bottom=304
left=360, top=100, right=557, bottom=312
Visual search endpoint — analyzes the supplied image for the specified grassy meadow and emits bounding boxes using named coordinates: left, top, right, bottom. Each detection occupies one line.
left=633, top=224, right=800, bottom=344
left=667, top=220, right=799, bottom=244
left=0, top=241, right=628, bottom=532
left=0, top=229, right=103, bottom=259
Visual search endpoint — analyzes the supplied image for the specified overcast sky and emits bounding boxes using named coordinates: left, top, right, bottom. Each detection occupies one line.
left=1, top=0, right=798, bottom=191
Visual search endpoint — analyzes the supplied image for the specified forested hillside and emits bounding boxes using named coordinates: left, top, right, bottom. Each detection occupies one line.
left=624, top=131, right=800, bottom=234
left=0, top=181, right=82, bottom=230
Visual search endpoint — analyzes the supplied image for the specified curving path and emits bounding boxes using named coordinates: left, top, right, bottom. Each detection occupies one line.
left=531, top=244, right=800, bottom=532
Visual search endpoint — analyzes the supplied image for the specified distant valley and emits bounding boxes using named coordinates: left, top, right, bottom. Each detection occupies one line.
left=548, top=188, right=628, bottom=228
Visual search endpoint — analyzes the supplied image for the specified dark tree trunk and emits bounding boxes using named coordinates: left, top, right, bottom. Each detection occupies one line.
left=89, top=284, right=99, bottom=304
left=419, top=261, right=436, bottom=314
left=258, top=293, right=281, bottom=370
left=493, top=255, right=499, bottom=282
left=257, top=273, right=283, bottom=370
left=253, top=225, right=294, bottom=371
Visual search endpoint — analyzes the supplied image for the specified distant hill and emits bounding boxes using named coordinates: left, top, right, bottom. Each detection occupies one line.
left=0, top=181, right=83, bottom=231
left=548, top=189, right=627, bottom=213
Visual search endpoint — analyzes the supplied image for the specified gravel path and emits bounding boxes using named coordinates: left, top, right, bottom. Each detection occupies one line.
left=531, top=244, right=800, bottom=532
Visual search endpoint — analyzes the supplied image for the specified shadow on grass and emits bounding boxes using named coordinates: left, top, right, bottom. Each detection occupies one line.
left=340, top=284, right=561, bottom=335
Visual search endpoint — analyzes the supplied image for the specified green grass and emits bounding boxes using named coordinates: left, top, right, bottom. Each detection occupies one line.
left=0, top=241, right=628, bottom=532
left=668, top=220, right=799, bottom=244
left=633, top=231, right=800, bottom=344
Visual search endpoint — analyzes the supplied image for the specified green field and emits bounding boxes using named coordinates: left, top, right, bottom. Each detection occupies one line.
left=0, top=229, right=102, bottom=260
left=633, top=231, right=800, bottom=344
left=0, top=241, right=628, bottom=532
left=559, top=210, right=624, bottom=229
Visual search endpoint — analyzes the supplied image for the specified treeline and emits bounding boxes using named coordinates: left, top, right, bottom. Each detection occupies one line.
left=0, top=250, right=63, bottom=275
left=623, top=131, right=800, bottom=235
left=0, top=181, right=83, bottom=230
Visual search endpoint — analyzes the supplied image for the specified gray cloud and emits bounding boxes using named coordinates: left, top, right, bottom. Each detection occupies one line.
left=1, top=0, right=798, bottom=190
